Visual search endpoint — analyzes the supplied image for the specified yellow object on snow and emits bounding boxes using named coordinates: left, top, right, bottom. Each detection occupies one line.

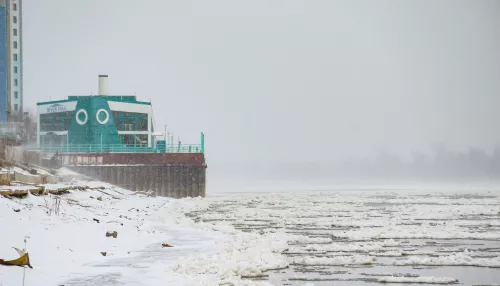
left=0, top=249, right=33, bottom=268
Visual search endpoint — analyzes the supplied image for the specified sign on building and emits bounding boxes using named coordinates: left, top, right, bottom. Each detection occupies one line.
left=46, top=104, right=67, bottom=113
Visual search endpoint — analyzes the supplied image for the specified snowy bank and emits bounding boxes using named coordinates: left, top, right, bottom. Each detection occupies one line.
left=0, top=184, right=224, bottom=285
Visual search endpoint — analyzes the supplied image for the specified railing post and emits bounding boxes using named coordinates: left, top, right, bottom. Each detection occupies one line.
left=201, top=132, right=205, bottom=153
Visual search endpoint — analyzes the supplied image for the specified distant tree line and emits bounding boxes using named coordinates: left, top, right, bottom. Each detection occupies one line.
left=334, top=144, right=500, bottom=181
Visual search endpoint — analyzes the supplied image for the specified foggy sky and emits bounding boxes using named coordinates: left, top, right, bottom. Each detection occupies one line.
left=22, top=1, right=500, bottom=190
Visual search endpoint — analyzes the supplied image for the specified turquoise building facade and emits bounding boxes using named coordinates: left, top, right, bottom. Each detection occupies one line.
left=36, top=76, right=204, bottom=154
left=37, top=95, right=157, bottom=152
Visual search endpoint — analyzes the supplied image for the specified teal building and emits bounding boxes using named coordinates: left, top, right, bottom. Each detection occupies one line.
left=36, top=75, right=203, bottom=153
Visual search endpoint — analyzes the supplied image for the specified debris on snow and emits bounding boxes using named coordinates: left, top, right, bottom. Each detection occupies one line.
left=105, top=231, right=118, bottom=238
left=0, top=249, right=33, bottom=268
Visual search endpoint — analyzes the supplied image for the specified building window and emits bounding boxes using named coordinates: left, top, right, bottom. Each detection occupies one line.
left=14, top=79, right=18, bottom=86
left=13, top=54, right=17, bottom=61
left=14, top=104, right=18, bottom=111
left=136, top=134, right=148, bottom=146
left=14, top=91, right=18, bottom=99
left=112, top=111, right=148, bottom=131
left=13, top=29, right=17, bottom=36
left=13, top=3, right=17, bottom=11
left=136, top=118, right=148, bottom=131
left=14, top=66, right=17, bottom=74
left=119, top=134, right=148, bottom=147
left=40, top=111, right=74, bottom=132
left=13, top=41, right=17, bottom=49
left=13, top=16, right=17, bottom=24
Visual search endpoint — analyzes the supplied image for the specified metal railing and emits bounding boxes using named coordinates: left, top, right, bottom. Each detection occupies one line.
left=37, top=143, right=204, bottom=154
left=34, top=132, right=205, bottom=154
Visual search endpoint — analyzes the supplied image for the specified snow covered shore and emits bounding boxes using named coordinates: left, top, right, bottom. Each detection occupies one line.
left=0, top=180, right=285, bottom=285
left=1, top=183, right=199, bottom=285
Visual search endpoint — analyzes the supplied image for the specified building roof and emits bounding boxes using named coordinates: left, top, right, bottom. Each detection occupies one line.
left=37, top=95, right=152, bottom=106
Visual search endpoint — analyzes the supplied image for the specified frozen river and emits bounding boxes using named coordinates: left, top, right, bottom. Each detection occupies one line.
left=4, top=181, right=499, bottom=285
left=176, top=189, right=500, bottom=285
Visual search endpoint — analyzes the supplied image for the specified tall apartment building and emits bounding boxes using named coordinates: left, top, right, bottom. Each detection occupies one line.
left=0, top=0, right=23, bottom=122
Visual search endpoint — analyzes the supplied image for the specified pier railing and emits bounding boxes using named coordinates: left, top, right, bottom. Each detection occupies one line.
left=34, top=132, right=206, bottom=154
left=36, top=143, right=204, bottom=154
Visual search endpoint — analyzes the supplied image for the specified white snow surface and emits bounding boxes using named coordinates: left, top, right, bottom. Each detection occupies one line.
left=11, top=167, right=33, bottom=176
left=1, top=189, right=204, bottom=285
left=0, top=182, right=287, bottom=285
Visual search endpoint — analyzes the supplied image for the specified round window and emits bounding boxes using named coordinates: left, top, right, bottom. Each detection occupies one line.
left=75, top=109, right=88, bottom=125
left=96, top=109, right=110, bottom=125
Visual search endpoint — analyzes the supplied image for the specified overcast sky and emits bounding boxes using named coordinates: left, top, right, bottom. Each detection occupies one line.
left=23, top=0, right=500, bottom=190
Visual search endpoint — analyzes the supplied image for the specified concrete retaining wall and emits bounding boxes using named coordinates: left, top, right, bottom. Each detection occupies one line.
left=68, top=165, right=206, bottom=198
left=13, top=172, right=40, bottom=184
left=13, top=172, right=59, bottom=184
left=0, top=172, right=11, bottom=185
left=21, top=151, right=207, bottom=198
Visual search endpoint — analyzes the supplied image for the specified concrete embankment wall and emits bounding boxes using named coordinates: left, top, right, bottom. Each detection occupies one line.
left=11, top=151, right=207, bottom=198
left=0, top=171, right=58, bottom=185
left=67, top=165, right=206, bottom=198
left=14, top=172, right=59, bottom=184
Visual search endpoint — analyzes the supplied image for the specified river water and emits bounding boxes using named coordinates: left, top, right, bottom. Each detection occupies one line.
left=186, top=189, right=500, bottom=285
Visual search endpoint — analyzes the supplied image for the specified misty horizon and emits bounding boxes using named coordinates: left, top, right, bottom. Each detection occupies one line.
left=20, top=0, right=500, bottom=190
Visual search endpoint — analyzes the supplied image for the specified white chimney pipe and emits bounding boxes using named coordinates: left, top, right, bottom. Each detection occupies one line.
left=98, top=75, right=109, bottom=96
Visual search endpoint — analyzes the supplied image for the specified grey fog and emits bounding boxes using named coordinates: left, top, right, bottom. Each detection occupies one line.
left=23, top=0, right=500, bottom=191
